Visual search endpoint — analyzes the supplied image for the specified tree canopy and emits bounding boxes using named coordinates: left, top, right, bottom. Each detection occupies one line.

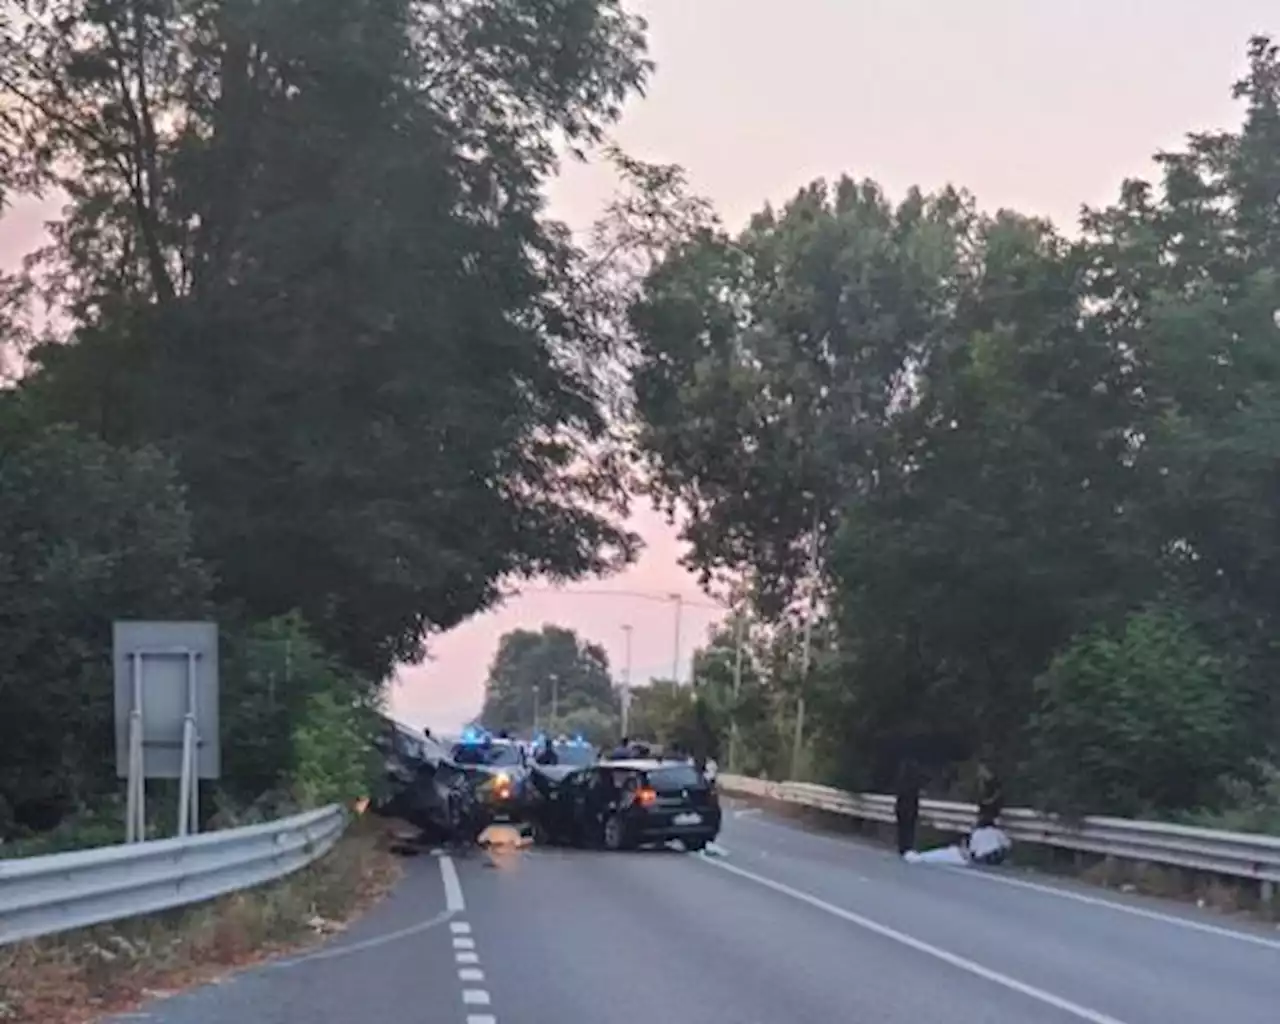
left=629, top=35, right=1280, bottom=820
left=1, top=0, right=649, bottom=681
left=479, top=625, right=618, bottom=733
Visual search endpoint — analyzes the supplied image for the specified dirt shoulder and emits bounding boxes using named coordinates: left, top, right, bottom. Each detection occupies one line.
left=0, top=815, right=403, bottom=1024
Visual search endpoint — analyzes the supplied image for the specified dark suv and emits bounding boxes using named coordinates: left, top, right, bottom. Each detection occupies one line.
left=531, top=758, right=721, bottom=851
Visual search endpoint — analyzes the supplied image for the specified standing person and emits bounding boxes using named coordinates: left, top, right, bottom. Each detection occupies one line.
left=976, top=760, right=1003, bottom=828
left=535, top=736, right=559, bottom=766
left=894, top=757, right=922, bottom=857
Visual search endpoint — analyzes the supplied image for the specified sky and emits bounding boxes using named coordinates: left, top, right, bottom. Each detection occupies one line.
left=3, top=0, right=1276, bottom=731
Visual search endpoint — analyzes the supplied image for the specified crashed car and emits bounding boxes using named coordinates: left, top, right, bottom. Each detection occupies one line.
left=371, top=721, right=483, bottom=844
left=527, top=758, right=721, bottom=851
left=450, top=728, right=532, bottom=822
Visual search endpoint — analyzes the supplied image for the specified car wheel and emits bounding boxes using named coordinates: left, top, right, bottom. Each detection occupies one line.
left=684, top=838, right=708, bottom=853
left=602, top=814, right=630, bottom=851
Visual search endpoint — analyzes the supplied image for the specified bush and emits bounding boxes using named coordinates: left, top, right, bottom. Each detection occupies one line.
left=1026, top=606, right=1240, bottom=818
left=0, top=426, right=211, bottom=836
left=216, top=613, right=383, bottom=813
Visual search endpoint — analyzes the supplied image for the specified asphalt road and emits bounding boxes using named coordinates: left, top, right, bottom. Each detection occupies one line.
left=110, top=806, right=1280, bottom=1024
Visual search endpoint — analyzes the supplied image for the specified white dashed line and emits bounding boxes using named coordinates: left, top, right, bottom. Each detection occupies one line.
left=444, top=862, right=497, bottom=1023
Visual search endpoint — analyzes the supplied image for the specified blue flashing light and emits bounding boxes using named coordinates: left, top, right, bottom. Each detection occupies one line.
left=460, top=724, right=489, bottom=745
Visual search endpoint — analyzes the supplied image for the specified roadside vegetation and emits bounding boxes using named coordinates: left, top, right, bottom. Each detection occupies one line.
left=623, top=37, right=1280, bottom=833
left=4, top=8, right=1280, bottom=995
left=0, top=815, right=401, bottom=1024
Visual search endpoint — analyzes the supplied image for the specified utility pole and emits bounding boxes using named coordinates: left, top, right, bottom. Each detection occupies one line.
left=791, top=510, right=821, bottom=781
left=533, top=685, right=541, bottom=732
left=670, top=593, right=683, bottom=685
left=549, top=672, right=559, bottom=725
left=729, top=607, right=746, bottom=773
left=620, top=624, right=633, bottom=736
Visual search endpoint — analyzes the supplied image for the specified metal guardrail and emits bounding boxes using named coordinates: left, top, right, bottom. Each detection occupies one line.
left=717, top=775, right=1280, bottom=895
left=0, top=804, right=346, bottom=947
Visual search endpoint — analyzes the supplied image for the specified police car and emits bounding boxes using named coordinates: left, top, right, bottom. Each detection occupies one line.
left=449, top=726, right=531, bottom=821
left=529, top=733, right=599, bottom=767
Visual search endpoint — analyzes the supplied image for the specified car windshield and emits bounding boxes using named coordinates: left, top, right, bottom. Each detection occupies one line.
left=451, top=743, right=522, bottom=767
left=648, top=765, right=705, bottom=791
left=552, top=743, right=596, bottom=766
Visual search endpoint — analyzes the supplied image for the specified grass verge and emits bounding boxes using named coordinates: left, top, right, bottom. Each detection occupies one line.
left=0, top=814, right=403, bottom=1024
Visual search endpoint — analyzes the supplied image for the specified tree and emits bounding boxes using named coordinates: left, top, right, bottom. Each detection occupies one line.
left=0, top=0, right=651, bottom=679
left=1026, top=607, right=1239, bottom=818
left=0, top=426, right=211, bottom=830
left=630, top=179, right=980, bottom=612
left=627, top=34, right=1280, bottom=811
left=479, top=625, right=617, bottom=732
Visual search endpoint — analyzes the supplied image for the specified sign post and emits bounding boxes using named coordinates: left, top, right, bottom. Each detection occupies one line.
left=113, top=622, right=220, bottom=842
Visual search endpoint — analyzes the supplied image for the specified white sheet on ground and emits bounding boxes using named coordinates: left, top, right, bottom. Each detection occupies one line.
left=902, top=826, right=1012, bottom=867
left=903, top=845, right=968, bottom=865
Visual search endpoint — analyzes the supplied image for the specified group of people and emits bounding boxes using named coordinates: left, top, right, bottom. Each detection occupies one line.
left=894, top=758, right=1011, bottom=866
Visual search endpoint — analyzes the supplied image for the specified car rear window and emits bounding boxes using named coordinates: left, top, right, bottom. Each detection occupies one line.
left=648, top=765, right=705, bottom=790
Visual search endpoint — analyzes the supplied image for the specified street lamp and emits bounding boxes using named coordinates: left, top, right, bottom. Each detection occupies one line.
left=620, top=624, right=633, bottom=736
left=669, top=592, right=683, bottom=684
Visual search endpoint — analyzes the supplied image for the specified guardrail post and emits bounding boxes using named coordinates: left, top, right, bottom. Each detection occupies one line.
left=1262, top=880, right=1275, bottom=905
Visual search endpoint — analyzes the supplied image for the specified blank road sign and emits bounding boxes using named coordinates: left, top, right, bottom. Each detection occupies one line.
left=113, top=621, right=221, bottom=780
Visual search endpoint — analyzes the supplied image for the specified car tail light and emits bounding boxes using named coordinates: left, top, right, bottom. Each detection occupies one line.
left=636, top=786, right=657, bottom=807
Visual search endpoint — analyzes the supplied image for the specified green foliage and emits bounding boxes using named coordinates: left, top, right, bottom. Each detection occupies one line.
left=1026, top=607, right=1239, bottom=818
left=480, top=625, right=617, bottom=731
left=216, top=613, right=384, bottom=810
left=1, top=0, right=650, bottom=681
left=291, top=690, right=383, bottom=809
left=0, top=426, right=211, bottom=831
left=628, top=35, right=1280, bottom=815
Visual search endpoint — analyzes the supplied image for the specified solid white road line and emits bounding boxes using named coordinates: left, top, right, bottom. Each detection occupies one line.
left=700, top=857, right=1132, bottom=1024
left=440, top=854, right=466, bottom=911
left=947, top=865, right=1280, bottom=951
left=735, top=809, right=1280, bottom=948
left=267, top=908, right=455, bottom=969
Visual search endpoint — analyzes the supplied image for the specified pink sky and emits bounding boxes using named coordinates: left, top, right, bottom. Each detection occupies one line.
left=3, top=1, right=1275, bottom=729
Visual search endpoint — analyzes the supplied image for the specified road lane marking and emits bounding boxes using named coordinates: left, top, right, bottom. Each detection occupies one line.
left=466, top=1017, right=497, bottom=1024
left=453, top=936, right=476, bottom=949
left=946, top=866, right=1280, bottom=951
left=459, top=967, right=485, bottom=981
left=441, top=853, right=466, bottom=911
left=463, top=989, right=491, bottom=1006
left=734, top=809, right=1280, bottom=949
left=734, top=808, right=763, bottom=818
left=451, top=921, right=472, bottom=934
left=267, top=908, right=455, bottom=969
left=456, top=951, right=480, bottom=964
left=700, top=857, right=1132, bottom=1024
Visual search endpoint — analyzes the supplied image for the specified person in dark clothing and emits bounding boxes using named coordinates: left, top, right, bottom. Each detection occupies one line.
left=535, top=738, right=559, bottom=766
left=976, top=761, right=1003, bottom=828
left=609, top=736, right=633, bottom=759
left=894, top=757, right=922, bottom=856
